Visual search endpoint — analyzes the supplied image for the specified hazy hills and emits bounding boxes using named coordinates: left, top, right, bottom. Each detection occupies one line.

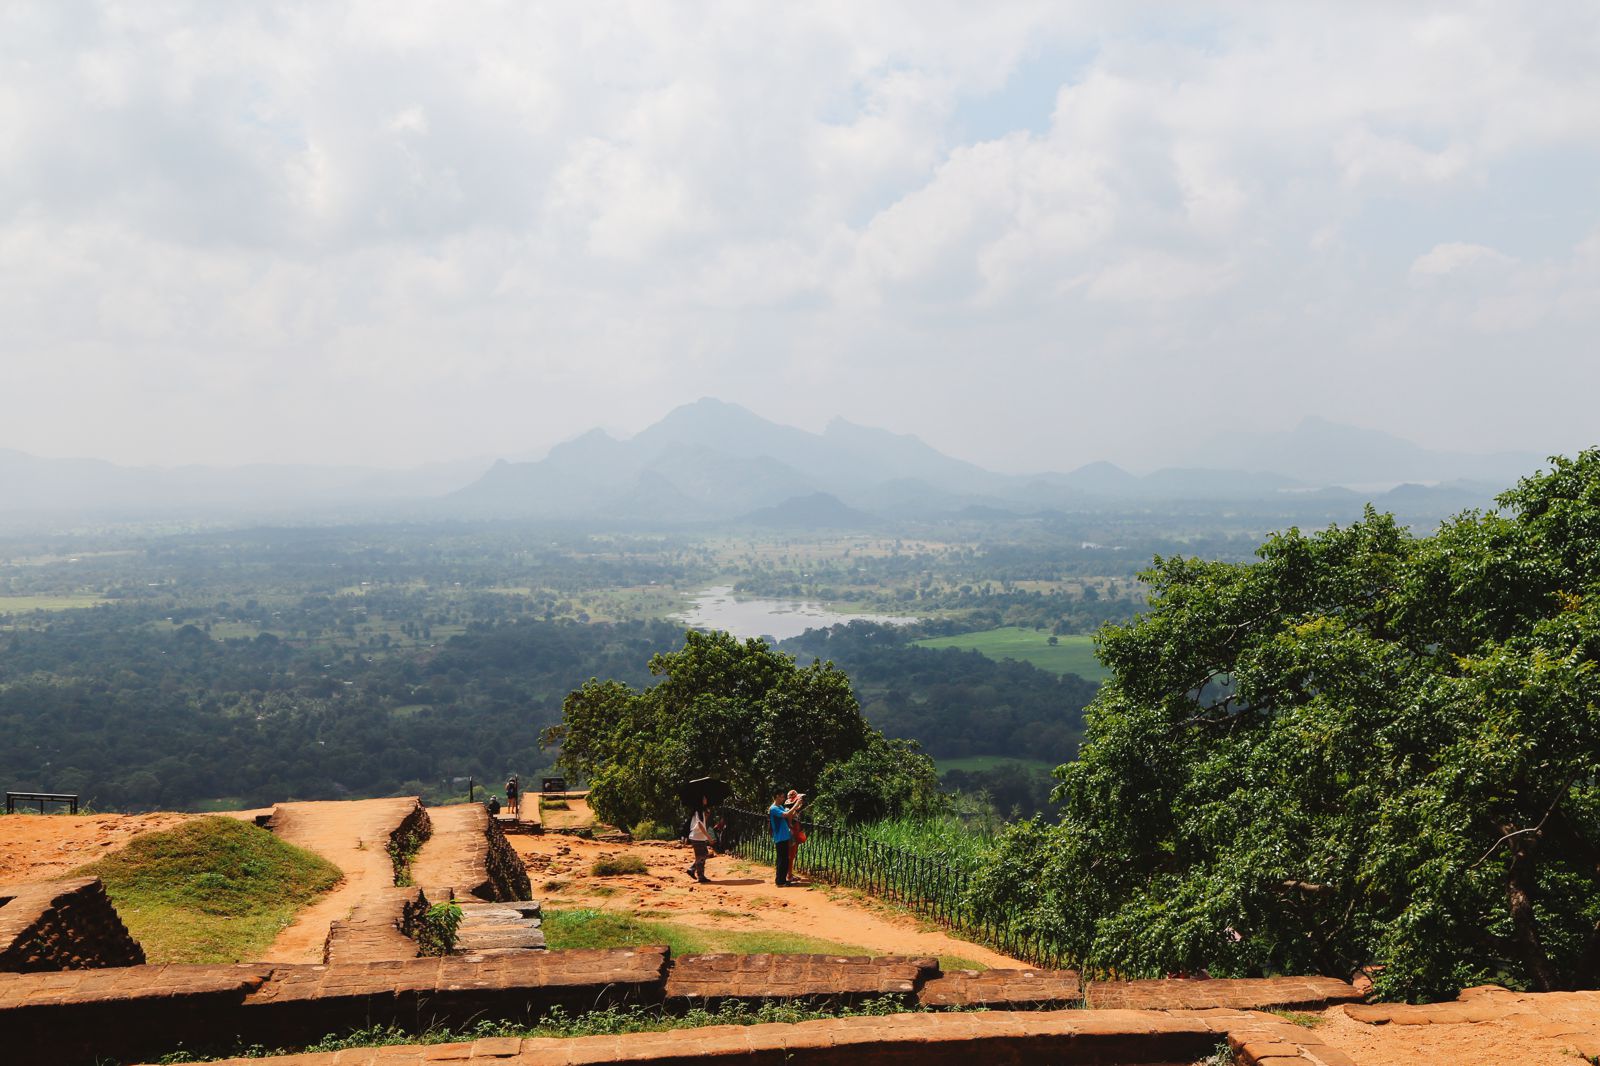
left=446, top=399, right=1519, bottom=524
left=0, top=400, right=1542, bottom=525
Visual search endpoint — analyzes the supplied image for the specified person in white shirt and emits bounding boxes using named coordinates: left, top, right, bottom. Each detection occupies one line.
left=686, top=795, right=713, bottom=883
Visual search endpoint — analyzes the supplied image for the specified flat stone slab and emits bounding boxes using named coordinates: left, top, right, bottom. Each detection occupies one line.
left=1087, top=974, right=1364, bottom=1011
left=246, top=947, right=667, bottom=1005
left=918, top=967, right=1083, bottom=1008
left=665, top=952, right=937, bottom=1004
left=0, top=961, right=272, bottom=1008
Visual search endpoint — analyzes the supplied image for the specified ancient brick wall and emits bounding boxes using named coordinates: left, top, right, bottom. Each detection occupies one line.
left=0, top=877, right=144, bottom=972
left=388, top=800, right=432, bottom=884
left=483, top=812, right=532, bottom=901
left=0, top=940, right=1375, bottom=1066
left=0, top=947, right=669, bottom=1065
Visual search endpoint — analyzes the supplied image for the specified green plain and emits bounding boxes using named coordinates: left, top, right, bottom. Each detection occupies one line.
left=0, top=593, right=107, bottom=613
left=912, top=628, right=1108, bottom=681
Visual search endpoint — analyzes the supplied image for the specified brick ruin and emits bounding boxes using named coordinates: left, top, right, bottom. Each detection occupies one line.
left=0, top=945, right=1380, bottom=1065
left=0, top=799, right=1465, bottom=1066
left=0, top=876, right=145, bottom=972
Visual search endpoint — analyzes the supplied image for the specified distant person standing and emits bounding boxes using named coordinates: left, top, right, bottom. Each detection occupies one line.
left=768, top=789, right=793, bottom=886
left=505, top=775, right=520, bottom=818
left=685, top=795, right=713, bottom=883
left=784, top=790, right=805, bottom=880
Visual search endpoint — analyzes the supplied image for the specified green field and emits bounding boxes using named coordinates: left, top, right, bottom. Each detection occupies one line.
left=913, top=628, right=1109, bottom=681
left=0, top=592, right=107, bottom=613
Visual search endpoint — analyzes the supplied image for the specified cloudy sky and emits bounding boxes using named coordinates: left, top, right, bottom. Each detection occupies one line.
left=3, top=1, right=1599, bottom=473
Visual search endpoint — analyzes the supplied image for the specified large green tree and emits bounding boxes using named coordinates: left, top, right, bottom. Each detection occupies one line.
left=545, top=629, right=902, bottom=829
left=972, top=452, right=1600, bottom=1001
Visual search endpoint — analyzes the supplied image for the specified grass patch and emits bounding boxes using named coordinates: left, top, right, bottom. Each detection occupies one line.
left=542, top=908, right=874, bottom=958
left=540, top=879, right=569, bottom=893
left=1270, top=1010, right=1324, bottom=1028
left=591, top=854, right=649, bottom=876
left=938, top=956, right=989, bottom=972
left=912, top=628, right=1108, bottom=681
left=71, top=816, right=341, bottom=963
left=540, top=907, right=984, bottom=970
left=539, top=799, right=570, bottom=811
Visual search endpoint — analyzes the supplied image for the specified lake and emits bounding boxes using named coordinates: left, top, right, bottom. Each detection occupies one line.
left=676, top=585, right=915, bottom=641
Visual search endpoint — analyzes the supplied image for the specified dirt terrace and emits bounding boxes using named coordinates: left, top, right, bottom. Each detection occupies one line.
left=510, top=821, right=1022, bottom=968
left=0, top=812, right=196, bottom=883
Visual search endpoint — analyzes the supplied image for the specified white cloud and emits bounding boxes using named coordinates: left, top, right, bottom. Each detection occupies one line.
left=1, top=2, right=1599, bottom=470
left=1410, top=242, right=1514, bottom=277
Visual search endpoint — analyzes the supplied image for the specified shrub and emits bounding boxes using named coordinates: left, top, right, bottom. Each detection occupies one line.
left=416, top=901, right=463, bottom=956
left=630, top=819, right=678, bottom=841
left=590, top=854, right=649, bottom=876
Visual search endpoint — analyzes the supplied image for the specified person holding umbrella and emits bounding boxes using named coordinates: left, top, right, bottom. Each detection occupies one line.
left=685, top=794, right=713, bottom=883
left=676, top=776, right=730, bottom=885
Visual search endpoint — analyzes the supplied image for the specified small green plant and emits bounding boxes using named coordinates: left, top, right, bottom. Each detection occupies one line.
left=540, top=798, right=570, bottom=811
left=541, top=879, right=569, bottom=893
left=387, top=834, right=423, bottom=887
left=1269, top=1010, right=1323, bottom=1028
left=630, top=819, right=678, bottom=840
left=1196, top=1043, right=1234, bottom=1066
left=591, top=854, right=649, bottom=876
left=416, top=901, right=463, bottom=956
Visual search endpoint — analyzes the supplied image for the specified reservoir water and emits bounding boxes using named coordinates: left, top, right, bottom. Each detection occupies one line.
left=676, top=585, right=915, bottom=641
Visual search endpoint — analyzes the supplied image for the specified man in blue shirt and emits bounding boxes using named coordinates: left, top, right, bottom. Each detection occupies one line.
left=768, top=788, right=793, bottom=886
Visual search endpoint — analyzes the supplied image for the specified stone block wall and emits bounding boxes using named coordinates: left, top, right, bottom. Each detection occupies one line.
left=388, top=800, right=432, bottom=885
left=484, top=812, right=533, bottom=901
left=0, top=947, right=670, bottom=1065
left=0, top=877, right=145, bottom=972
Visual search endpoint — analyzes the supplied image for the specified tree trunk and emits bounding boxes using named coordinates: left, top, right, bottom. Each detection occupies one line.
left=1505, top=832, right=1562, bottom=992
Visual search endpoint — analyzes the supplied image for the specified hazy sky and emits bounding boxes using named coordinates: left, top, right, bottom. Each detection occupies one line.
left=4, top=2, right=1600, bottom=473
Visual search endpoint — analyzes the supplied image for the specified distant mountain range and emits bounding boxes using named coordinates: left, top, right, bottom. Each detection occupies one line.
left=0, top=400, right=1555, bottom=525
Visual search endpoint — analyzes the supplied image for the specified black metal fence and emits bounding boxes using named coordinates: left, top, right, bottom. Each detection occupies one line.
left=720, top=807, right=1072, bottom=969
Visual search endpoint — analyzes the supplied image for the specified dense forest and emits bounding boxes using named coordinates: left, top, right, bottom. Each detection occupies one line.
left=0, top=608, right=1092, bottom=812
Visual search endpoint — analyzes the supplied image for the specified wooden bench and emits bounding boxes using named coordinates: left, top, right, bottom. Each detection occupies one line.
left=4, top=792, right=79, bottom=814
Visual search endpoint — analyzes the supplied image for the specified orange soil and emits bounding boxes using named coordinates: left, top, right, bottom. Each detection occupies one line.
left=0, top=812, right=198, bottom=884
left=1307, top=1003, right=1595, bottom=1066
left=510, top=814, right=1022, bottom=968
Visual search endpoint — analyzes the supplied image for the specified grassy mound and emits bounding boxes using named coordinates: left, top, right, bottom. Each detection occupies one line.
left=72, top=815, right=342, bottom=963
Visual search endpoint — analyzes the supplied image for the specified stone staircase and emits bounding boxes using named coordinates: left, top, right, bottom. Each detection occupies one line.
left=453, top=900, right=545, bottom=954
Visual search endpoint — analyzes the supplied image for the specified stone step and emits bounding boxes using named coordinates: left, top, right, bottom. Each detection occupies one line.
left=449, top=898, right=546, bottom=954
left=457, top=929, right=547, bottom=950
left=458, top=901, right=541, bottom=920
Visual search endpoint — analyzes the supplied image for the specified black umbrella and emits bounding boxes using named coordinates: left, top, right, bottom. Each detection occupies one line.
left=677, top=776, right=732, bottom=808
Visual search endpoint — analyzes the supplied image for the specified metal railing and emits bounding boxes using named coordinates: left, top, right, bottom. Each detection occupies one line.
left=720, top=807, right=1072, bottom=969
